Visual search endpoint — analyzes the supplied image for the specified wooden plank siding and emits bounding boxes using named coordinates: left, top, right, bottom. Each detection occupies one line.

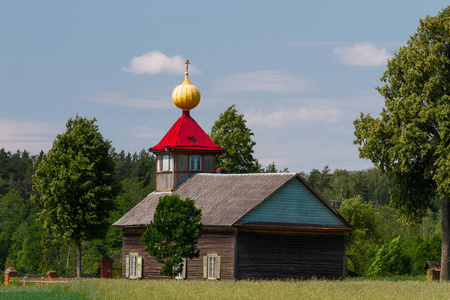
left=235, top=230, right=346, bottom=280
left=122, top=227, right=166, bottom=279
left=122, top=227, right=235, bottom=280
left=186, top=228, right=235, bottom=280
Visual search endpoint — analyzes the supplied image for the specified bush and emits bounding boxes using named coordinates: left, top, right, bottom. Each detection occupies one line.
left=7, top=278, right=22, bottom=286
left=368, top=236, right=412, bottom=276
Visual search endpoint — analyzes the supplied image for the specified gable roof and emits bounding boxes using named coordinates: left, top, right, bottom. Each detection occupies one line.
left=237, top=178, right=350, bottom=230
left=149, top=111, right=225, bottom=152
left=113, top=173, right=352, bottom=231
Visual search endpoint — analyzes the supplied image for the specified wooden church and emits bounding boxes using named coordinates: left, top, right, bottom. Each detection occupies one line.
left=113, top=61, right=353, bottom=280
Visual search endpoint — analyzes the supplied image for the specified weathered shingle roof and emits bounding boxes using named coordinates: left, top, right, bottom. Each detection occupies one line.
left=113, top=173, right=295, bottom=227
left=113, top=191, right=172, bottom=227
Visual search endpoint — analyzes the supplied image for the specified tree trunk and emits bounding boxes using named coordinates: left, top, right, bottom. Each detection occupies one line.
left=76, top=240, right=82, bottom=278
left=441, top=194, right=449, bottom=281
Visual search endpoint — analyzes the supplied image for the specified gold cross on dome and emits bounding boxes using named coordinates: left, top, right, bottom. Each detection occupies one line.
left=185, top=60, right=190, bottom=74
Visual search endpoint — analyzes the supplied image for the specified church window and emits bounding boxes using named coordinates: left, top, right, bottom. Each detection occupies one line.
left=174, top=258, right=187, bottom=280
left=190, top=155, right=202, bottom=171
left=203, top=254, right=220, bottom=280
left=162, top=155, right=170, bottom=171
left=126, top=252, right=142, bottom=279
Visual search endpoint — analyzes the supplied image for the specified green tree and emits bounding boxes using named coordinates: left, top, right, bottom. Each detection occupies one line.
left=368, top=236, right=412, bottom=276
left=354, top=7, right=450, bottom=280
left=32, top=116, right=120, bottom=278
left=0, top=190, right=27, bottom=273
left=141, top=194, right=202, bottom=278
left=210, top=105, right=259, bottom=173
left=339, top=196, right=381, bottom=275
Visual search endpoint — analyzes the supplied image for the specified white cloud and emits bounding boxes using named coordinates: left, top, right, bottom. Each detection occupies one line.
left=245, top=107, right=339, bottom=128
left=0, top=120, right=61, bottom=153
left=122, top=51, right=200, bottom=75
left=333, top=43, right=391, bottom=66
left=214, top=71, right=315, bottom=93
left=85, top=92, right=173, bottom=109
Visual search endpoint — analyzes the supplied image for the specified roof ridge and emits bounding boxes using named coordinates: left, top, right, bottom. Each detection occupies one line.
left=196, top=173, right=295, bottom=176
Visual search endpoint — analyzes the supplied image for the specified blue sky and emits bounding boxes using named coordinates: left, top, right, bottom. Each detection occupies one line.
left=1, top=1, right=448, bottom=173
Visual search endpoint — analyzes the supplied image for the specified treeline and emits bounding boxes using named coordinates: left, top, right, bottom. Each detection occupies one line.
left=0, top=148, right=155, bottom=281
left=0, top=151, right=442, bottom=280
left=301, top=165, right=442, bottom=277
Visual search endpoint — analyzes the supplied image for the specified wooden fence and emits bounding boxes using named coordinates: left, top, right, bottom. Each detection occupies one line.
left=4, top=268, right=76, bottom=286
left=4, top=256, right=114, bottom=286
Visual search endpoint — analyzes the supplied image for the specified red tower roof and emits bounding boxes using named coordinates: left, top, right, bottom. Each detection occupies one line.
left=150, top=110, right=226, bottom=152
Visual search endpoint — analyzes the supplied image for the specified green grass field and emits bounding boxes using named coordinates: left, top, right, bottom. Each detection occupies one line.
left=1, top=278, right=449, bottom=300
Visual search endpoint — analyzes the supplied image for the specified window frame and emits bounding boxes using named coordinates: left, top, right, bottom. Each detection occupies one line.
left=189, top=155, right=202, bottom=171
left=174, top=258, right=187, bottom=280
left=162, top=155, right=170, bottom=171
left=203, top=253, right=221, bottom=280
left=126, top=252, right=142, bottom=279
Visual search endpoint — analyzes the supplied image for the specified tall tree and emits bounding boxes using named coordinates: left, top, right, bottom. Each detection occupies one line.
left=354, top=7, right=450, bottom=281
left=210, top=105, right=259, bottom=173
left=141, top=194, right=202, bottom=278
left=32, top=116, right=119, bottom=278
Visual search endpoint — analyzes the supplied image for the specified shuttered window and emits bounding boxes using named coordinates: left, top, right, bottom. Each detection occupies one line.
left=203, top=254, right=221, bottom=280
left=126, top=252, right=142, bottom=279
left=174, top=258, right=187, bottom=279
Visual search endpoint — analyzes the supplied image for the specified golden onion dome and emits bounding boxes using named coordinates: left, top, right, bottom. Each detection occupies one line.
left=172, top=60, right=201, bottom=111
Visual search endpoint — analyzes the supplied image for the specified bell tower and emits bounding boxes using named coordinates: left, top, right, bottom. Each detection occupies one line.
left=149, top=60, right=225, bottom=192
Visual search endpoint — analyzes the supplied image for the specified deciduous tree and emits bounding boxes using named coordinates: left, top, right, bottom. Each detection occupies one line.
left=354, top=7, right=450, bottom=280
left=141, top=194, right=202, bottom=278
left=210, top=105, right=259, bottom=173
left=32, top=116, right=119, bottom=278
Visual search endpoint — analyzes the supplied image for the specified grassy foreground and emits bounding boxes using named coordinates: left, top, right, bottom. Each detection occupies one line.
left=1, top=278, right=449, bottom=300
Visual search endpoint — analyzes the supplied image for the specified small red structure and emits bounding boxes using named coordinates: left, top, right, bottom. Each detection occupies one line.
left=46, top=270, right=57, bottom=279
left=99, top=256, right=114, bottom=278
left=4, top=267, right=17, bottom=286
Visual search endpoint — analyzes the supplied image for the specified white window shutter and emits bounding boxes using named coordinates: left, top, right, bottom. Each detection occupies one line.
left=125, top=255, right=130, bottom=278
left=215, top=256, right=221, bottom=279
left=203, top=256, right=207, bottom=279
left=182, top=258, right=187, bottom=279
left=136, top=255, right=143, bottom=278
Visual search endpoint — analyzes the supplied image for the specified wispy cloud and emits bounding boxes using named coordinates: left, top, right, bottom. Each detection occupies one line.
left=332, top=42, right=391, bottom=66
left=245, top=107, right=339, bottom=128
left=0, top=120, right=61, bottom=152
left=85, top=92, right=173, bottom=109
left=214, top=71, right=315, bottom=94
left=121, top=51, right=200, bottom=75
left=130, top=126, right=166, bottom=139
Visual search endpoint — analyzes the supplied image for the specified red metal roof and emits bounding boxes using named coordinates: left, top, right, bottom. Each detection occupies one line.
left=150, top=110, right=226, bottom=152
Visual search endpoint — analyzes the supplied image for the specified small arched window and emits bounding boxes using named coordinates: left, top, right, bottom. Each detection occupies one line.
left=190, top=155, right=202, bottom=171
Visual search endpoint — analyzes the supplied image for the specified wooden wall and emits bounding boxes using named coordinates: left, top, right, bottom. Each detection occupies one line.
left=235, top=229, right=346, bottom=280
left=122, top=227, right=235, bottom=280
left=122, top=227, right=166, bottom=279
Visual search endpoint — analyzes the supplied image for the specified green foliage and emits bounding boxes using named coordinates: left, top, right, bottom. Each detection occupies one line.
left=141, top=195, right=202, bottom=278
left=368, top=236, right=412, bottom=276
left=210, top=105, right=259, bottom=173
left=354, top=7, right=450, bottom=280
left=32, top=116, right=120, bottom=277
left=339, top=197, right=381, bottom=274
left=354, top=7, right=450, bottom=222
left=7, top=278, right=22, bottom=286
left=410, top=233, right=441, bottom=276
